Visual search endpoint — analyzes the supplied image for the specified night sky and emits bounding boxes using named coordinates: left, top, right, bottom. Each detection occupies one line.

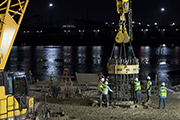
left=24, top=0, right=180, bottom=26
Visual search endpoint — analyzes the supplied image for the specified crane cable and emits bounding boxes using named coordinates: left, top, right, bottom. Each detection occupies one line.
left=110, top=42, right=116, bottom=59
left=119, top=42, right=122, bottom=59
left=123, top=42, right=127, bottom=60
left=128, top=39, right=136, bottom=58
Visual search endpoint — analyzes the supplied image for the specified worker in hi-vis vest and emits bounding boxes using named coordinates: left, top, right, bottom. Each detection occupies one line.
left=158, top=82, right=175, bottom=109
left=50, top=72, right=55, bottom=84
left=146, top=76, right=152, bottom=101
left=98, top=78, right=104, bottom=106
left=134, top=78, right=141, bottom=104
left=100, top=81, right=113, bottom=107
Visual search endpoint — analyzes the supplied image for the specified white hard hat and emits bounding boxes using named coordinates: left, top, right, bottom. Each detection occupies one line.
left=147, top=76, right=151, bottom=80
left=135, top=78, right=138, bottom=81
left=161, top=82, right=165, bottom=86
left=101, top=78, right=105, bottom=82
left=104, top=81, right=108, bottom=85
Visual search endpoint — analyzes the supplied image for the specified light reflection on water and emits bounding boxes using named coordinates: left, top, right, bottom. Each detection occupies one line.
left=139, top=45, right=180, bottom=86
left=5, top=45, right=180, bottom=86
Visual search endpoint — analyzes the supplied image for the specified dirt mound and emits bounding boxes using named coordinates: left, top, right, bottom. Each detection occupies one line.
left=30, top=82, right=180, bottom=120
left=41, top=90, right=180, bottom=120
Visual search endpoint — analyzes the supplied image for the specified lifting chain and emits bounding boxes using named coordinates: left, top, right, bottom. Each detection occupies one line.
left=108, top=0, right=136, bottom=64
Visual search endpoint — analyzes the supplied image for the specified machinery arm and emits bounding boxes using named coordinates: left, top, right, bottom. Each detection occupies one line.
left=0, top=0, right=29, bottom=71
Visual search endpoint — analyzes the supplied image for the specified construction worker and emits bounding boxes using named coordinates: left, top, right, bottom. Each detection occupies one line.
left=100, top=81, right=113, bottom=107
left=146, top=76, right=152, bottom=101
left=105, top=76, right=109, bottom=82
left=134, top=78, right=141, bottom=104
left=49, top=72, right=55, bottom=97
left=50, top=72, right=55, bottom=85
left=98, top=78, right=104, bottom=107
left=158, top=82, right=175, bottom=109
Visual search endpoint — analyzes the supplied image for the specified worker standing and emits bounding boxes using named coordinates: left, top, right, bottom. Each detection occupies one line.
left=98, top=78, right=104, bottom=107
left=101, top=81, right=113, bottom=107
left=134, top=78, right=141, bottom=104
left=105, top=76, right=109, bottom=82
left=49, top=72, right=55, bottom=97
left=50, top=72, right=55, bottom=85
left=158, top=82, right=175, bottom=109
left=146, top=76, right=152, bottom=101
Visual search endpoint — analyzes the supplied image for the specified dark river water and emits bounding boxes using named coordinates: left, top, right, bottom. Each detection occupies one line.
left=5, top=44, right=180, bottom=86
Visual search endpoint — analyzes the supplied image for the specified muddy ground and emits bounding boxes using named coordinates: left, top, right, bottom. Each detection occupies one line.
left=31, top=88, right=180, bottom=120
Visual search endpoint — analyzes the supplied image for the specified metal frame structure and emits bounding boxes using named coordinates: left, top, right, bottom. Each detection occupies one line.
left=0, top=1, right=32, bottom=119
left=107, top=59, right=139, bottom=101
left=108, top=0, right=139, bottom=101
left=0, top=0, right=29, bottom=71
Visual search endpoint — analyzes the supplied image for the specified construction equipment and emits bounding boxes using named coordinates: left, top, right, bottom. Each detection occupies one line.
left=107, top=0, right=139, bottom=101
left=0, top=0, right=32, bottom=119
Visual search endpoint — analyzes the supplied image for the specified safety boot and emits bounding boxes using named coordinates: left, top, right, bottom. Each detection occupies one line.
left=137, top=100, right=139, bottom=104
left=100, top=102, right=102, bottom=107
left=107, top=102, right=109, bottom=108
left=147, top=97, right=151, bottom=102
